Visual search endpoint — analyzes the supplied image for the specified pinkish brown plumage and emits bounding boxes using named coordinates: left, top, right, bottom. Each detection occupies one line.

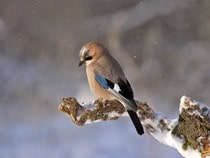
left=79, top=41, right=144, bottom=135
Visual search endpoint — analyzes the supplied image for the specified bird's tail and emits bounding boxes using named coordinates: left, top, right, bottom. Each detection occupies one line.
left=127, top=110, right=144, bottom=135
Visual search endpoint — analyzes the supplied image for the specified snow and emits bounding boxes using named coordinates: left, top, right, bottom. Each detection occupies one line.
left=82, top=102, right=96, bottom=110
left=145, top=115, right=202, bottom=158
left=143, top=96, right=209, bottom=158
left=85, top=119, right=103, bottom=124
left=77, top=96, right=208, bottom=158
left=180, top=95, right=210, bottom=119
left=106, top=111, right=121, bottom=118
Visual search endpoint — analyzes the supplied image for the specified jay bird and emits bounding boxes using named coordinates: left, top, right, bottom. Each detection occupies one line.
left=79, top=41, right=144, bottom=135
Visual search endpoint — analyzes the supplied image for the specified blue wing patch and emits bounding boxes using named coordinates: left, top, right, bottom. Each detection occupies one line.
left=95, top=73, right=137, bottom=111
left=95, top=73, right=114, bottom=89
left=95, top=73, right=109, bottom=89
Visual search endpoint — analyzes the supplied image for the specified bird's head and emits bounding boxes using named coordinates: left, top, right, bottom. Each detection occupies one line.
left=79, top=41, right=107, bottom=66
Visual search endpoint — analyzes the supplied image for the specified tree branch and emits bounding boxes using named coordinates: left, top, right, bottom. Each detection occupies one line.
left=58, top=96, right=210, bottom=158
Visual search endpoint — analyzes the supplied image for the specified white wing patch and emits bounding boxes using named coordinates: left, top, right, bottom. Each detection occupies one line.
left=113, top=83, right=121, bottom=92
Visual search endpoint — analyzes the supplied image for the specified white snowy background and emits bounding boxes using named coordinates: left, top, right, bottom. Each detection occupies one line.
left=0, top=0, right=210, bottom=158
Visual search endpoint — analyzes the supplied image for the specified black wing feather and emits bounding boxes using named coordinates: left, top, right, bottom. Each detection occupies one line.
left=127, top=110, right=144, bottom=135
left=118, top=79, right=134, bottom=100
left=118, top=79, right=144, bottom=135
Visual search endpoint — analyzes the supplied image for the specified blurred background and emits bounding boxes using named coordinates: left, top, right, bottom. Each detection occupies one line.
left=0, top=0, right=210, bottom=157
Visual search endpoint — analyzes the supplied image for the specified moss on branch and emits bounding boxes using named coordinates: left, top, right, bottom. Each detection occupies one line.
left=58, top=96, right=210, bottom=158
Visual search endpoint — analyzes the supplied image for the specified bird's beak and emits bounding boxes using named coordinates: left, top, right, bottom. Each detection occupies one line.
left=78, top=58, right=85, bottom=66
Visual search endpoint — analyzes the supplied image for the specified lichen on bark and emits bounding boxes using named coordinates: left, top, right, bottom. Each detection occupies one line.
left=58, top=96, right=210, bottom=158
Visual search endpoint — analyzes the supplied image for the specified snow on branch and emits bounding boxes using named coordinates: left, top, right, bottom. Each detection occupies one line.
left=58, top=96, right=210, bottom=158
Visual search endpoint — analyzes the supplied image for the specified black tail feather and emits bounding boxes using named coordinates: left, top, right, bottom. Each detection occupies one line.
left=127, top=110, right=144, bottom=135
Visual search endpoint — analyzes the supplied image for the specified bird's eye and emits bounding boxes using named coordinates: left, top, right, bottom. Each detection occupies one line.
left=80, top=47, right=92, bottom=61
left=85, top=56, right=92, bottom=61
left=83, top=50, right=92, bottom=61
